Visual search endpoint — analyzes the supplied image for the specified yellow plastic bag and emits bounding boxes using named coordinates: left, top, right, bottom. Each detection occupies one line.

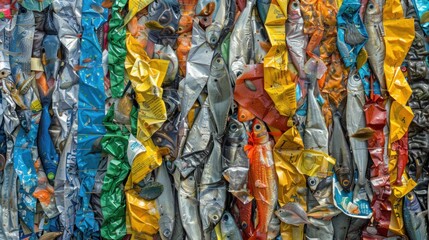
left=263, top=0, right=297, bottom=117
left=125, top=32, right=170, bottom=142
left=273, top=126, right=307, bottom=240
left=124, top=173, right=160, bottom=238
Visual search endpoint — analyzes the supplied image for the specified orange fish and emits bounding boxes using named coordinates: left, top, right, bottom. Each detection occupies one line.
left=178, top=0, right=198, bottom=34
left=237, top=105, right=256, bottom=122
left=245, top=119, right=278, bottom=240
left=178, top=15, right=193, bottom=34
left=177, top=33, right=192, bottom=76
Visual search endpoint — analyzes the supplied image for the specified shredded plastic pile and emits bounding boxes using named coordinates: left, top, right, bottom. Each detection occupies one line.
left=0, top=0, right=428, bottom=239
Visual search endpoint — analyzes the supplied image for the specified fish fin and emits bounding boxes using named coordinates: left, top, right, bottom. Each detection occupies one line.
left=417, top=210, right=428, bottom=218
left=259, top=41, right=272, bottom=53
left=351, top=127, right=376, bottom=140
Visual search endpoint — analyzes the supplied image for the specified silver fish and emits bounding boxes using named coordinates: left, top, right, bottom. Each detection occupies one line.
left=156, top=163, right=175, bottom=240
left=220, top=211, right=242, bottom=240
left=206, top=0, right=227, bottom=46
left=175, top=98, right=213, bottom=177
left=229, top=0, right=255, bottom=81
left=275, top=202, right=312, bottom=226
left=303, top=73, right=328, bottom=152
left=403, top=191, right=428, bottom=240
left=199, top=139, right=226, bottom=237
left=286, top=0, right=307, bottom=80
left=330, top=112, right=354, bottom=192
left=346, top=69, right=368, bottom=201
left=268, top=212, right=281, bottom=239
left=179, top=171, right=203, bottom=240
left=153, top=44, right=179, bottom=86
left=222, top=118, right=252, bottom=204
left=251, top=8, right=269, bottom=63
left=364, top=0, right=386, bottom=92
left=207, top=53, right=232, bottom=136
left=178, top=21, right=214, bottom=119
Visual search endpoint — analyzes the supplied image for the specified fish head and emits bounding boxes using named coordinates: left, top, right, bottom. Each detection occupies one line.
left=237, top=105, right=256, bottom=122
left=251, top=118, right=269, bottom=144
left=307, top=176, right=320, bottom=191
left=220, top=212, right=237, bottom=237
left=404, top=191, right=421, bottom=212
left=365, top=0, right=382, bottom=22
left=347, top=69, right=363, bottom=93
left=210, top=54, right=227, bottom=76
left=159, top=216, right=174, bottom=239
left=287, top=0, right=302, bottom=20
left=225, top=118, right=247, bottom=144
left=206, top=24, right=222, bottom=47
left=178, top=15, right=193, bottom=34
left=230, top=58, right=246, bottom=79
left=208, top=204, right=224, bottom=225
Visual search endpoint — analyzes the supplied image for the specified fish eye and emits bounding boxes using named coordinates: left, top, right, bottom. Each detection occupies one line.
left=241, top=222, right=248, bottom=229
left=254, top=124, right=261, bottom=130
left=292, top=1, right=299, bottom=9
left=406, top=193, right=413, bottom=200
left=159, top=15, right=169, bottom=25
left=353, top=74, right=360, bottom=81
left=342, top=179, right=350, bottom=186
left=230, top=123, right=238, bottom=131
left=368, top=3, right=374, bottom=10
left=223, top=214, right=229, bottom=221
left=308, top=178, right=317, bottom=186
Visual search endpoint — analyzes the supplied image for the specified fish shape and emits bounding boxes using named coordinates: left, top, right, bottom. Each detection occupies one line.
left=403, top=192, right=428, bottom=240
left=351, top=127, right=376, bottom=140
left=222, top=118, right=252, bottom=204
left=229, top=0, right=255, bottom=81
left=275, top=202, right=312, bottom=226
left=220, top=212, right=243, bottom=240
left=178, top=21, right=214, bottom=119
left=346, top=69, right=369, bottom=200
left=175, top=98, right=213, bottom=177
left=199, top=138, right=227, bottom=236
left=245, top=119, right=277, bottom=239
left=364, top=0, right=386, bottom=92
left=205, top=0, right=228, bottom=46
left=251, top=8, right=269, bottom=63
left=330, top=112, right=354, bottom=192
left=304, top=68, right=329, bottom=152
left=286, top=0, right=308, bottom=82
left=207, top=53, right=232, bottom=136
left=179, top=171, right=203, bottom=240
left=156, top=163, right=175, bottom=240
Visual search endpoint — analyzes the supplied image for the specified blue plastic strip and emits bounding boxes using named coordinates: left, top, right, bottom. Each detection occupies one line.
left=75, top=0, right=107, bottom=238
